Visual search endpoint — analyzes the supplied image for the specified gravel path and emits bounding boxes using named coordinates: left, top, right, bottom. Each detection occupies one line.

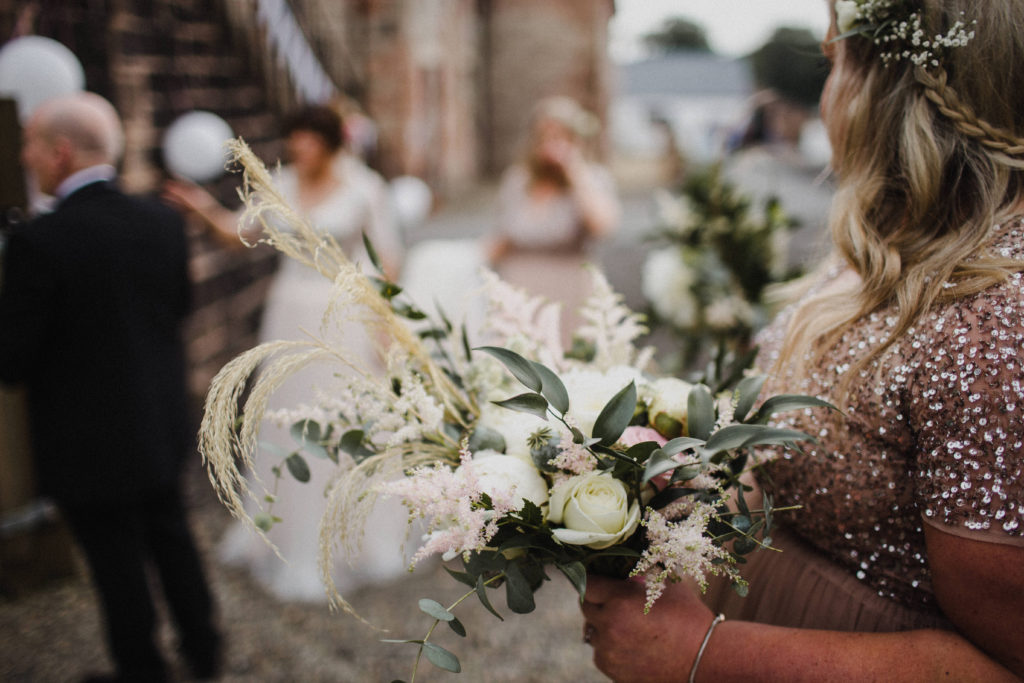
left=0, top=457, right=605, bottom=683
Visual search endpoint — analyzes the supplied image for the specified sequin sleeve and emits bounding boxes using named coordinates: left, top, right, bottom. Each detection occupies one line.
left=909, top=275, right=1024, bottom=539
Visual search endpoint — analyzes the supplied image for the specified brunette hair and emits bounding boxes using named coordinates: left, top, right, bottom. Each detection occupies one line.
left=282, top=105, right=344, bottom=152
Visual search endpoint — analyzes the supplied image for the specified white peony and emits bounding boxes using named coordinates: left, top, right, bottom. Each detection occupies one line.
left=835, top=0, right=861, bottom=34
left=548, top=471, right=641, bottom=549
left=464, top=450, right=549, bottom=510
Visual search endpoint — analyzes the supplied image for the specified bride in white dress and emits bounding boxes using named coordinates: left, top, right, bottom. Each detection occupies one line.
left=166, top=105, right=412, bottom=601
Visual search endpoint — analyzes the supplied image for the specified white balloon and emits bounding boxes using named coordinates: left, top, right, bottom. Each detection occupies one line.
left=161, top=111, right=234, bottom=183
left=0, top=36, right=85, bottom=120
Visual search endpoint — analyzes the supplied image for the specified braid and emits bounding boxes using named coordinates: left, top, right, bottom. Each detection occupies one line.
left=916, top=67, right=1024, bottom=158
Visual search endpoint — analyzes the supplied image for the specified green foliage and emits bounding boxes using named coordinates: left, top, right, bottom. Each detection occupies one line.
left=748, top=27, right=829, bottom=108
left=644, top=164, right=803, bottom=374
left=642, top=17, right=712, bottom=54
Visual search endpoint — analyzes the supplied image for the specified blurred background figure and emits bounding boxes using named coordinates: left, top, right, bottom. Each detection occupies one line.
left=0, top=92, right=221, bottom=682
left=165, top=104, right=410, bottom=603
left=722, top=27, right=833, bottom=269
left=487, top=96, right=621, bottom=344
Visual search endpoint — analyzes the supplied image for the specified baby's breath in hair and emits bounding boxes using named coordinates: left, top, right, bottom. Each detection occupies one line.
left=834, top=0, right=976, bottom=69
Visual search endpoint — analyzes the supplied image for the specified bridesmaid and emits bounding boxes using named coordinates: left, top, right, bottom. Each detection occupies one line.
left=582, top=1, right=1024, bottom=680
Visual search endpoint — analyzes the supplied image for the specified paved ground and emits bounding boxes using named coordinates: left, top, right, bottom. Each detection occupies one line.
left=0, top=454, right=603, bottom=683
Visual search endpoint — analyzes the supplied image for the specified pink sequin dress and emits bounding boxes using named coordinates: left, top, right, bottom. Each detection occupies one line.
left=707, top=217, right=1024, bottom=631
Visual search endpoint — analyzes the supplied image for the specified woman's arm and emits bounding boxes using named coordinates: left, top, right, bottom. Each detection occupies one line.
left=163, top=179, right=252, bottom=250
left=926, top=523, right=1024, bottom=674
left=583, top=569, right=1019, bottom=683
left=563, top=158, right=620, bottom=239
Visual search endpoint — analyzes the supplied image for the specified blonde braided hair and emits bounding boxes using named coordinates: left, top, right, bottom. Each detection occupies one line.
left=916, top=67, right=1024, bottom=161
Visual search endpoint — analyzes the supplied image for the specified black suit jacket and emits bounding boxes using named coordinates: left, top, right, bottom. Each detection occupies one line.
left=0, top=181, right=192, bottom=505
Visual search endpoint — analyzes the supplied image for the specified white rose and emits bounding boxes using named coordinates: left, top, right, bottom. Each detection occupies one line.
left=561, top=366, right=643, bottom=438
left=548, top=471, right=641, bottom=549
left=464, top=450, right=549, bottom=510
left=835, top=0, right=861, bottom=34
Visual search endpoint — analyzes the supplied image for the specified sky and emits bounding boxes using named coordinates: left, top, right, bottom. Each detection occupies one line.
left=610, top=0, right=831, bottom=61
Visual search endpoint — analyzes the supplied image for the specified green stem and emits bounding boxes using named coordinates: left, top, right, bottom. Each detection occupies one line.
left=409, top=573, right=506, bottom=683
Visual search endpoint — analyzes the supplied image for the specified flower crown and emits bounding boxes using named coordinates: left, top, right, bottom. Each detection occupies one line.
left=834, top=0, right=975, bottom=69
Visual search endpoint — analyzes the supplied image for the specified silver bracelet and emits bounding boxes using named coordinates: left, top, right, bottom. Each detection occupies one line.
left=688, top=613, right=725, bottom=683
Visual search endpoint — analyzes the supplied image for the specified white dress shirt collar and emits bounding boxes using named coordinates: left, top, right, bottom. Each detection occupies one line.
left=55, top=165, right=117, bottom=201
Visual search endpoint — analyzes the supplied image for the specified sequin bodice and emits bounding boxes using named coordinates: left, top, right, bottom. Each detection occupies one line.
left=756, top=219, right=1024, bottom=611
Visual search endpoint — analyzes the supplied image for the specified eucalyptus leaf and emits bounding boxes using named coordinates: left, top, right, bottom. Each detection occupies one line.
left=422, top=642, right=461, bottom=673
left=703, top=424, right=772, bottom=456
left=733, top=375, right=768, bottom=422
left=733, top=536, right=758, bottom=555
left=444, top=566, right=476, bottom=588
left=592, top=381, right=637, bottom=446
left=285, top=453, right=311, bottom=483
left=557, top=561, right=587, bottom=600
left=531, top=361, right=570, bottom=414
left=661, top=437, right=704, bottom=457
left=475, top=576, right=503, bottom=621
left=253, top=512, right=274, bottom=532
left=362, top=231, right=383, bottom=272
left=748, top=395, right=835, bottom=425
left=504, top=562, right=536, bottom=614
left=738, top=427, right=815, bottom=449
left=290, top=419, right=322, bottom=444
left=448, top=616, right=467, bottom=637
left=418, top=598, right=455, bottom=622
left=339, top=429, right=374, bottom=460
left=686, top=384, right=715, bottom=440
left=475, top=346, right=542, bottom=392
left=492, top=393, right=549, bottom=420
left=468, top=425, right=506, bottom=453
left=642, top=450, right=680, bottom=484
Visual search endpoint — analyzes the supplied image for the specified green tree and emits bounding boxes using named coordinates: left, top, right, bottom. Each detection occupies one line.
left=748, top=27, right=828, bottom=107
left=642, top=17, right=711, bottom=54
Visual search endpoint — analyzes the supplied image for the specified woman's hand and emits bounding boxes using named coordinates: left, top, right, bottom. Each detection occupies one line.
left=162, top=179, right=248, bottom=249
left=581, top=575, right=714, bottom=683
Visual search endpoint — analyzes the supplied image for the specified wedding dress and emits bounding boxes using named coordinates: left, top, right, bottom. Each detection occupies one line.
left=218, top=159, right=413, bottom=602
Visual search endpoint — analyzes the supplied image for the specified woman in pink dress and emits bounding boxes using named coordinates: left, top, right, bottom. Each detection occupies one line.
left=581, top=2, right=1024, bottom=680
left=487, top=96, right=620, bottom=344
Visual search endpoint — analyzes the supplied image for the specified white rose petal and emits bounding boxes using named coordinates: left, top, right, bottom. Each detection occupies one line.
left=548, top=471, right=641, bottom=549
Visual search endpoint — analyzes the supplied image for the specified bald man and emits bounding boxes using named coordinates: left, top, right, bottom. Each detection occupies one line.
left=0, top=93, right=221, bottom=682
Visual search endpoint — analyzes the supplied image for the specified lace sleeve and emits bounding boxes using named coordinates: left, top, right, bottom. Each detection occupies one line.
left=909, top=275, right=1024, bottom=540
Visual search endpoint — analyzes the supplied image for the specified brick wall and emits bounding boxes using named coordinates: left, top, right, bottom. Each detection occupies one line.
left=1, top=0, right=617, bottom=415
left=2, top=0, right=284, bottom=420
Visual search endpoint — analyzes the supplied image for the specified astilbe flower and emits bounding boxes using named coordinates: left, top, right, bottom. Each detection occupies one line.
left=575, top=267, right=653, bottom=372
left=548, top=439, right=598, bottom=478
left=478, top=269, right=563, bottom=368
left=631, top=504, right=739, bottom=613
left=379, top=448, right=518, bottom=565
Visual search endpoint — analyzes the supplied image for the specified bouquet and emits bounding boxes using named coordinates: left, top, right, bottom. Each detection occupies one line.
left=642, top=163, right=803, bottom=372
left=200, top=141, right=832, bottom=681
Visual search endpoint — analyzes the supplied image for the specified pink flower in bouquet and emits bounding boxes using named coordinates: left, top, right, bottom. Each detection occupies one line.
left=618, top=426, right=667, bottom=449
